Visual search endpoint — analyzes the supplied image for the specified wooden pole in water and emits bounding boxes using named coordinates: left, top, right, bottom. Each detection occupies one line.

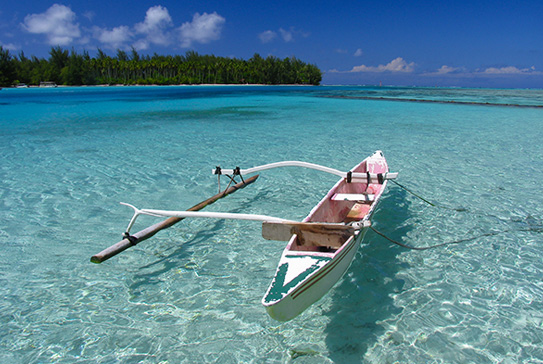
left=90, top=174, right=259, bottom=264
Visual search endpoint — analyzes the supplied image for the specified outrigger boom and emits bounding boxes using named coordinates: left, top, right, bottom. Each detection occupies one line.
left=121, top=159, right=393, bottom=239
left=120, top=202, right=364, bottom=242
left=121, top=202, right=287, bottom=235
left=213, top=160, right=398, bottom=183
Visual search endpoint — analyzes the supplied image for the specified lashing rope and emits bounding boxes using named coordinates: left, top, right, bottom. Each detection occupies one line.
left=389, top=179, right=466, bottom=212
left=370, top=226, right=501, bottom=251
left=215, top=166, right=245, bottom=194
left=376, top=180, right=540, bottom=250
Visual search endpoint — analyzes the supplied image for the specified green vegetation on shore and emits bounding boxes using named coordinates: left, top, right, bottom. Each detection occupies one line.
left=0, top=46, right=322, bottom=87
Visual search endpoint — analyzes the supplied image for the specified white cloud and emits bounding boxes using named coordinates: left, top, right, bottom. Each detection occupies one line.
left=354, top=48, right=363, bottom=57
left=134, top=5, right=172, bottom=48
left=22, top=4, right=81, bottom=45
left=279, top=28, right=293, bottom=42
left=21, top=5, right=226, bottom=51
left=421, top=65, right=466, bottom=76
left=259, top=30, right=277, bottom=43
left=135, top=6, right=172, bottom=33
left=259, top=27, right=309, bottom=43
left=93, top=25, right=132, bottom=49
left=483, top=66, right=536, bottom=74
left=436, top=65, right=460, bottom=74
left=83, top=11, right=95, bottom=22
left=132, top=39, right=149, bottom=51
left=93, top=6, right=174, bottom=50
left=350, top=57, right=415, bottom=73
left=178, top=12, right=225, bottom=48
left=1, top=41, right=18, bottom=51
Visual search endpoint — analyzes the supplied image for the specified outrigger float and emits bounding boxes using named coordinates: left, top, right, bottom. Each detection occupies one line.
left=91, top=150, right=397, bottom=321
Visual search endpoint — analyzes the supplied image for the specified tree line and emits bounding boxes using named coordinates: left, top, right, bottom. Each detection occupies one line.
left=0, top=46, right=322, bottom=87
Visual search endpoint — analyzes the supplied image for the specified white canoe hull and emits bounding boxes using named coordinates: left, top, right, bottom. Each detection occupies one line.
left=262, top=151, right=389, bottom=321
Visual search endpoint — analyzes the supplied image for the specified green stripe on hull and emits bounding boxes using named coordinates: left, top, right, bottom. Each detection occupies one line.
left=263, top=255, right=331, bottom=303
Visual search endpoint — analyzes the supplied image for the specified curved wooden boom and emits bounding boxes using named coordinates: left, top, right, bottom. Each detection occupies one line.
left=213, top=161, right=397, bottom=182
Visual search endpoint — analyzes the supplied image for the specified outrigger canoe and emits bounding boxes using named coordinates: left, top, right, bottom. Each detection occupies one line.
left=111, top=151, right=395, bottom=321
left=262, top=150, right=391, bottom=321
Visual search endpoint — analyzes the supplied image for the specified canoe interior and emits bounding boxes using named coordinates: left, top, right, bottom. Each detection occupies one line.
left=287, top=151, right=389, bottom=252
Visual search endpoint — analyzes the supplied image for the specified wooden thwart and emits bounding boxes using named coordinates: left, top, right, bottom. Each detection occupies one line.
left=90, top=174, right=259, bottom=264
left=332, top=193, right=375, bottom=202
left=262, top=221, right=356, bottom=242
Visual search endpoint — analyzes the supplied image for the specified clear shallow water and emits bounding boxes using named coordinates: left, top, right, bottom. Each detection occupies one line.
left=1, top=85, right=542, bottom=363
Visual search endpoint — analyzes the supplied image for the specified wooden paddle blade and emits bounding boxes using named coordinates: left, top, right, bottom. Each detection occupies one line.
left=261, top=221, right=356, bottom=241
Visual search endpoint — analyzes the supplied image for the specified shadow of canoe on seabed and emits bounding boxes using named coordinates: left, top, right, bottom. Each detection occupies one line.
left=323, top=187, right=412, bottom=362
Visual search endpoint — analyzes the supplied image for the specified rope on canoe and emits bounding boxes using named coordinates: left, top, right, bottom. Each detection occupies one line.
left=389, top=179, right=467, bottom=212
left=378, top=180, right=542, bottom=250
left=388, top=179, right=512, bottom=222
left=383, top=180, right=512, bottom=249
left=371, top=226, right=542, bottom=251
left=369, top=226, right=502, bottom=250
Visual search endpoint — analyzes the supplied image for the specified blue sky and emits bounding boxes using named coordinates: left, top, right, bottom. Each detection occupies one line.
left=1, top=0, right=542, bottom=88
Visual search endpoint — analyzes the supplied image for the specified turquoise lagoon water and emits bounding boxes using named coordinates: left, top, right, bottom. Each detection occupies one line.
left=1, top=85, right=542, bottom=363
